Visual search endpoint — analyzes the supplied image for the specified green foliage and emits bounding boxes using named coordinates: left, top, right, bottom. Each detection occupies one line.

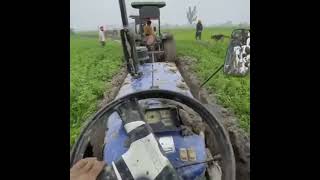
left=70, top=27, right=250, bottom=148
left=166, top=27, right=250, bottom=132
left=70, top=35, right=122, bottom=145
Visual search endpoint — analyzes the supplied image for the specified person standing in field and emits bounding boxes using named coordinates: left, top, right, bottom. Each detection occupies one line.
left=99, top=26, right=106, bottom=46
left=195, top=20, right=203, bottom=40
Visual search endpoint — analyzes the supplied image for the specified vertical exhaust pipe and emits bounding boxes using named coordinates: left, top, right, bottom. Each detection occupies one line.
left=118, top=0, right=140, bottom=76
left=118, top=0, right=129, bottom=28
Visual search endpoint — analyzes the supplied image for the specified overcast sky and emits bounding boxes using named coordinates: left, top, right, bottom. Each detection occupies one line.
left=70, top=0, right=250, bottom=31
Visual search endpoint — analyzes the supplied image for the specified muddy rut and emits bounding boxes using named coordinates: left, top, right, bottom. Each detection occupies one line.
left=99, top=55, right=250, bottom=180
left=176, top=56, right=250, bottom=180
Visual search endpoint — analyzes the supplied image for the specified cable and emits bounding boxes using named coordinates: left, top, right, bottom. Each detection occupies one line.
left=199, top=64, right=224, bottom=89
left=175, top=158, right=215, bottom=169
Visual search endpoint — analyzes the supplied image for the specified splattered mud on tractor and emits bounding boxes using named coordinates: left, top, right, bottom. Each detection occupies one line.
left=70, top=1, right=250, bottom=180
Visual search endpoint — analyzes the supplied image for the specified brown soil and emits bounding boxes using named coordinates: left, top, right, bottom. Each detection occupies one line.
left=95, top=56, right=250, bottom=180
left=97, top=65, right=128, bottom=109
left=86, top=65, right=128, bottom=160
left=176, top=56, right=250, bottom=180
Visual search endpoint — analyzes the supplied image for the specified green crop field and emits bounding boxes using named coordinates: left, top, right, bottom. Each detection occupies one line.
left=166, top=27, right=250, bottom=132
left=70, top=34, right=122, bottom=145
left=70, top=26, right=249, bottom=146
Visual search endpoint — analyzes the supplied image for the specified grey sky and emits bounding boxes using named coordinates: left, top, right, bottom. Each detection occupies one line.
left=70, top=0, right=250, bottom=31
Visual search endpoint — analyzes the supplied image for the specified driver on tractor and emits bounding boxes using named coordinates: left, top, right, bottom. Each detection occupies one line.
left=143, top=20, right=156, bottom=46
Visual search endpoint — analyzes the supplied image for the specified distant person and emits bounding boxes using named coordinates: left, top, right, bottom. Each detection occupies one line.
left=196, top=20, right=203, bottom=40
left=99, top=26, right=106, bottom=46
left=143, top=20, right=156, bottom=45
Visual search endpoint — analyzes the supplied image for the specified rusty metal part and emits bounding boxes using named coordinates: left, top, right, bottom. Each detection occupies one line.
left=179, top=148, right=188, bottom=161
left=187, top=148, right=197, bottom=161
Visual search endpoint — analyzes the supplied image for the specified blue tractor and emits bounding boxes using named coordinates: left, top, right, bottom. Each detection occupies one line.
left=71, top=1, right=250, bottom=180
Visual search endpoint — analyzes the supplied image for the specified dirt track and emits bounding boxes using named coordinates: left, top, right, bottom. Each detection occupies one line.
left=97, top=65, right=128, bottom=108
left=176, top=56, right=250, bottom=180
left=99, top=55, right=250, bottom=180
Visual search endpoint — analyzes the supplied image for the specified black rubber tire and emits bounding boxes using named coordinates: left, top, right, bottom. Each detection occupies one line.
left=71, top=90, right=236, bottom=180
left=224, top=45, right=235, bottom=74
left=164, top=39, right=176, bottom=62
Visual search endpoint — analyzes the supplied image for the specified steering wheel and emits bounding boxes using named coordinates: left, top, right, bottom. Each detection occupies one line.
left=70, top=90, right=236, bottom=180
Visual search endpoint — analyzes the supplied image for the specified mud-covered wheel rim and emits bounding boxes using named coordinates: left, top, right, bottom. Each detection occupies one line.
left=164, top=39, right=176, bottom=62
left=70, top=90, right=236, bottom=180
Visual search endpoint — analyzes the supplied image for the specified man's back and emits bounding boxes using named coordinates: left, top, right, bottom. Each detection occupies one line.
left=143, top=25, right=154, bottom=36
left=196, top=22, right=203, bottom=32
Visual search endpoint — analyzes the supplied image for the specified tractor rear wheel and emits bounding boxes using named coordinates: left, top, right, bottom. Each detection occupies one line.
left=164, top=39, right=176, bottom=62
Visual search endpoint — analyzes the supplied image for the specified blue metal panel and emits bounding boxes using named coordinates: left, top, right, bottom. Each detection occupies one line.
left=103, top=113, right=206, bottom=179
left=156, top=131, right=207, bottom=180
left=104, top=62, right=205, bottom=178
left=103, top=112, right=128, bottom=163
left=116, top=62, right=193, bottom=99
